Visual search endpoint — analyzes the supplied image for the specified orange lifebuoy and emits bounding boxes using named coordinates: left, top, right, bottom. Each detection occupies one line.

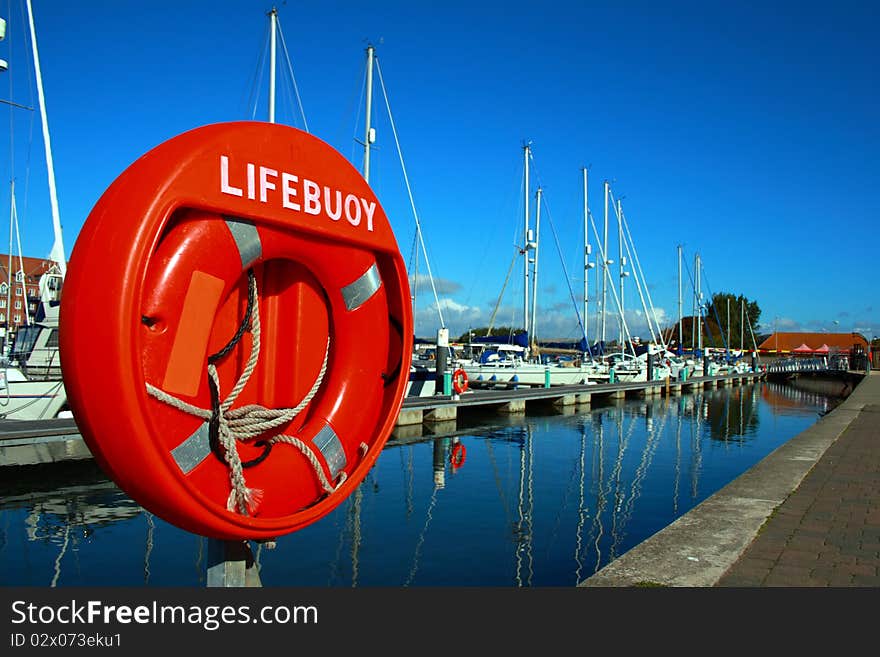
left=59, top=122, right=412, bottom=540
left=452, top=368, right=469, bottom=394
left=450, top=442, right=466, bottom=468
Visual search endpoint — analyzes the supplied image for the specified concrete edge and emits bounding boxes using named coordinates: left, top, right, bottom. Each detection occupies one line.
left=578, top=373, right=869, bottom=587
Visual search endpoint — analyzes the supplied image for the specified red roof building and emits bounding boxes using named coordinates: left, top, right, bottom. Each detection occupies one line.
left=0, top=253, right=62, bottom=332
left=757, top=332, right=868, bottom=355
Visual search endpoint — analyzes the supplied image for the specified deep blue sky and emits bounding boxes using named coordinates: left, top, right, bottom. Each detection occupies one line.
left=2, top=0, right=877, bottom=341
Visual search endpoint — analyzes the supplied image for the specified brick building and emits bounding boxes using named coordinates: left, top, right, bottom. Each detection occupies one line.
left=0, top=253, right=62, bottom=332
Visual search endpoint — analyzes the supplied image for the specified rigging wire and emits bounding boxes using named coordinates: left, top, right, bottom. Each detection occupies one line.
left=374, top=57, right=445, bottom=328
left=275, top=17, right=309, bottom=132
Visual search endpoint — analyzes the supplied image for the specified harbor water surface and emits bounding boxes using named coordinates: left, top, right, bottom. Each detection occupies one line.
left=0, top=381, right=844, bottom=587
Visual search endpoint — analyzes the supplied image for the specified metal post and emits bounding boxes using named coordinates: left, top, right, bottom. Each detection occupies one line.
left=677, top=244, right=683, bottom=355
left=436, top=328, right=448, bottom=395
left=207, top=539, right=262, bottom=587
left=647, top=353, right=654, bottom=381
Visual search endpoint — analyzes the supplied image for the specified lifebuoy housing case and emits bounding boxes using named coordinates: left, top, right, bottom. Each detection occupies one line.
left=60, top=122, right=413, bottom=540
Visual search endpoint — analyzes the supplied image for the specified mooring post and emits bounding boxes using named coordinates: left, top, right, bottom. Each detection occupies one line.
left=207, top=539, right=262, bottom=587
left=436, top=328, right=449, bottom=395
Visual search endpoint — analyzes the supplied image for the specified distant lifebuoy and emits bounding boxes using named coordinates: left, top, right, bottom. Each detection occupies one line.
left=59, top=122, right=413, bottom=540
left=450, top=442, right=466, bottom=468
left=452, top=368, right=469, bottom=394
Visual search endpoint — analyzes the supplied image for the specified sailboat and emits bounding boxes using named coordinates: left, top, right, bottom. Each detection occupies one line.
left=0, top=1, right=69, bottom=420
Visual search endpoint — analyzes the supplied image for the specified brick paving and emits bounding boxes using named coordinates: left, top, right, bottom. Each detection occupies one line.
left=716, top=399, right=880, bottom=587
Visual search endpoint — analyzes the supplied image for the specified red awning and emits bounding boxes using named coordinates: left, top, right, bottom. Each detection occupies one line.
left=814, top=344, right=830, bottom=354
left=792, top=343, right=813, bottom=353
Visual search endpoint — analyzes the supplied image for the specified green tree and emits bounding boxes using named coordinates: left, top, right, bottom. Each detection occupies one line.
left=704, top=292, right=761, bottom=349
left=456, top=326, right=526, bottom=342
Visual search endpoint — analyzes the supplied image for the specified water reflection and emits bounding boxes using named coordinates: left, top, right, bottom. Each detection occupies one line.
left=0, top=381, right=843, bottom=587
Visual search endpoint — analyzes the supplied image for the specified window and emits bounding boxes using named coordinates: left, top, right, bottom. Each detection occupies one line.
left=13, top=314, right=21, bottom=324
left=14, top=287, right=21, bottom=296
left=0, top=313, right=5, bottom=323
left=14, top=271, right=23, bottom=283
left=0, top=283, right=7, bottom=295
left=14, top=301, right=21, bottom=310
left=0, top=300, right=5, bottom=309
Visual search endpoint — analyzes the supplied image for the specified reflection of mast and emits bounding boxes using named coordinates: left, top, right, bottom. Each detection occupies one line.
left=673, top=396, right=684, bottom=514
left=586, top=410, right=609, bottom=575
left=401, top=445, right=415, bottom=518
left=404, top=437, right=448, bottom=586
left=574, top=420, right=589, bottom=584
left=611, top=400, right=669, bottom=558
left=144, top=512, right=154, bottom=585
left=607, top=406, right=634, bottom=560
left=690, top=391, right=704, bottom=499
left=515, top=425, right=534, bottom=587
left=348, top=487, right=363, bottom=587
left=50, top=522, right=70, bottom=588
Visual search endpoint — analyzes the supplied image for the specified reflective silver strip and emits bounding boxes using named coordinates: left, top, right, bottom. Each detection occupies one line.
left=314, top=423, right=346, bottom=479
left=341, top=262, right=382, bottom=311
left=171, top=422, right=212, bottom=475
left=223, top=217, right=262, bottom=269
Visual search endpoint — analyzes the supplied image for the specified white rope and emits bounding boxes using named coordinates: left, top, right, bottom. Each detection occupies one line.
left=145, top=273, right=339, bottom=516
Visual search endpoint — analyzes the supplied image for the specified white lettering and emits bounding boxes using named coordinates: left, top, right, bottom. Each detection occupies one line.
left=246, top=163, right=256, bottom=200
left=345, top=194, right=361, bottom=226
left=324, top=188, right=342, bottom=221
left=360, top=198, right=376, bottom=232
left=282, top=173, right=300, bottom=211
left=216, top=155, right=377, bottom=233
left=259, top=166, right=277, bottom=203
left=219, top=156, right=243, bottom=197
left=304, top=180, right=321, bottom=215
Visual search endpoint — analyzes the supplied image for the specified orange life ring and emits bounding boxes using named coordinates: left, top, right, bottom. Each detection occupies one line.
left=59, top=122, right=413, bottom=540
left=450, top=442, right=466, bottom=468
left=452, top=368, right=469, bottom=394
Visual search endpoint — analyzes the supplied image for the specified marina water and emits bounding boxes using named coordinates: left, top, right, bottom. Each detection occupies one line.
left=0, top=381, right=844, bottom=587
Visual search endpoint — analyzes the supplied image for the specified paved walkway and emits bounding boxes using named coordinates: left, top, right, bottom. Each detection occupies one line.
left=579, top=370, right=879, bottom=587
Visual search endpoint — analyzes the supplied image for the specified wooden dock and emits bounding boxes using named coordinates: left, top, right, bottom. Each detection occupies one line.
left=0, top=372, right=765, bottom=468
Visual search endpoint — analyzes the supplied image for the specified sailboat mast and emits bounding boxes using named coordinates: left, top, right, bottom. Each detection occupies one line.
left=677, top=244, right=683, bottom=353
left=582, top=168, right=590, bottom=348
left=740, top=298, right=745, bottom=351
left=363, top=45, right=376, bottom=183
left=523, top=143, right=531, bottom=338
left=268, top=7, right=277, bottom=123
left=601, top=180, right=609, bottom=343
left=617, top=197, right=624, bottom=351
left=531, top=187, right=542, bottom=348
left=696, top=253, right=702, bottom=353
left=25, top=0, right=65, bottom=277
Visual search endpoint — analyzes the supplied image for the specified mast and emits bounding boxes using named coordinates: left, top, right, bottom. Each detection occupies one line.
left=601, top=180, right=609, bottom=343
left=531, top=187, right=542, bottom=350
left=25, top=0, right=65, bottom=277
left=268, top=7, right=277, bottom=123
left=582, top=168, right=592, bottom=350
left=617, top=197, right=625, bottom=351
left=726, top=296, right=730, bottom=360
left=677, top=245, right=683, bottom=354
left=522, top=143, right=531, bottom=339
left=362, top=45, right=376, bottom=183
left=695, top=253, right=702, bottom=353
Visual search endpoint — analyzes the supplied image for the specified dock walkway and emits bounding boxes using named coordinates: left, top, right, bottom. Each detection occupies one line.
left=579, top=370, right=879, bottom=587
